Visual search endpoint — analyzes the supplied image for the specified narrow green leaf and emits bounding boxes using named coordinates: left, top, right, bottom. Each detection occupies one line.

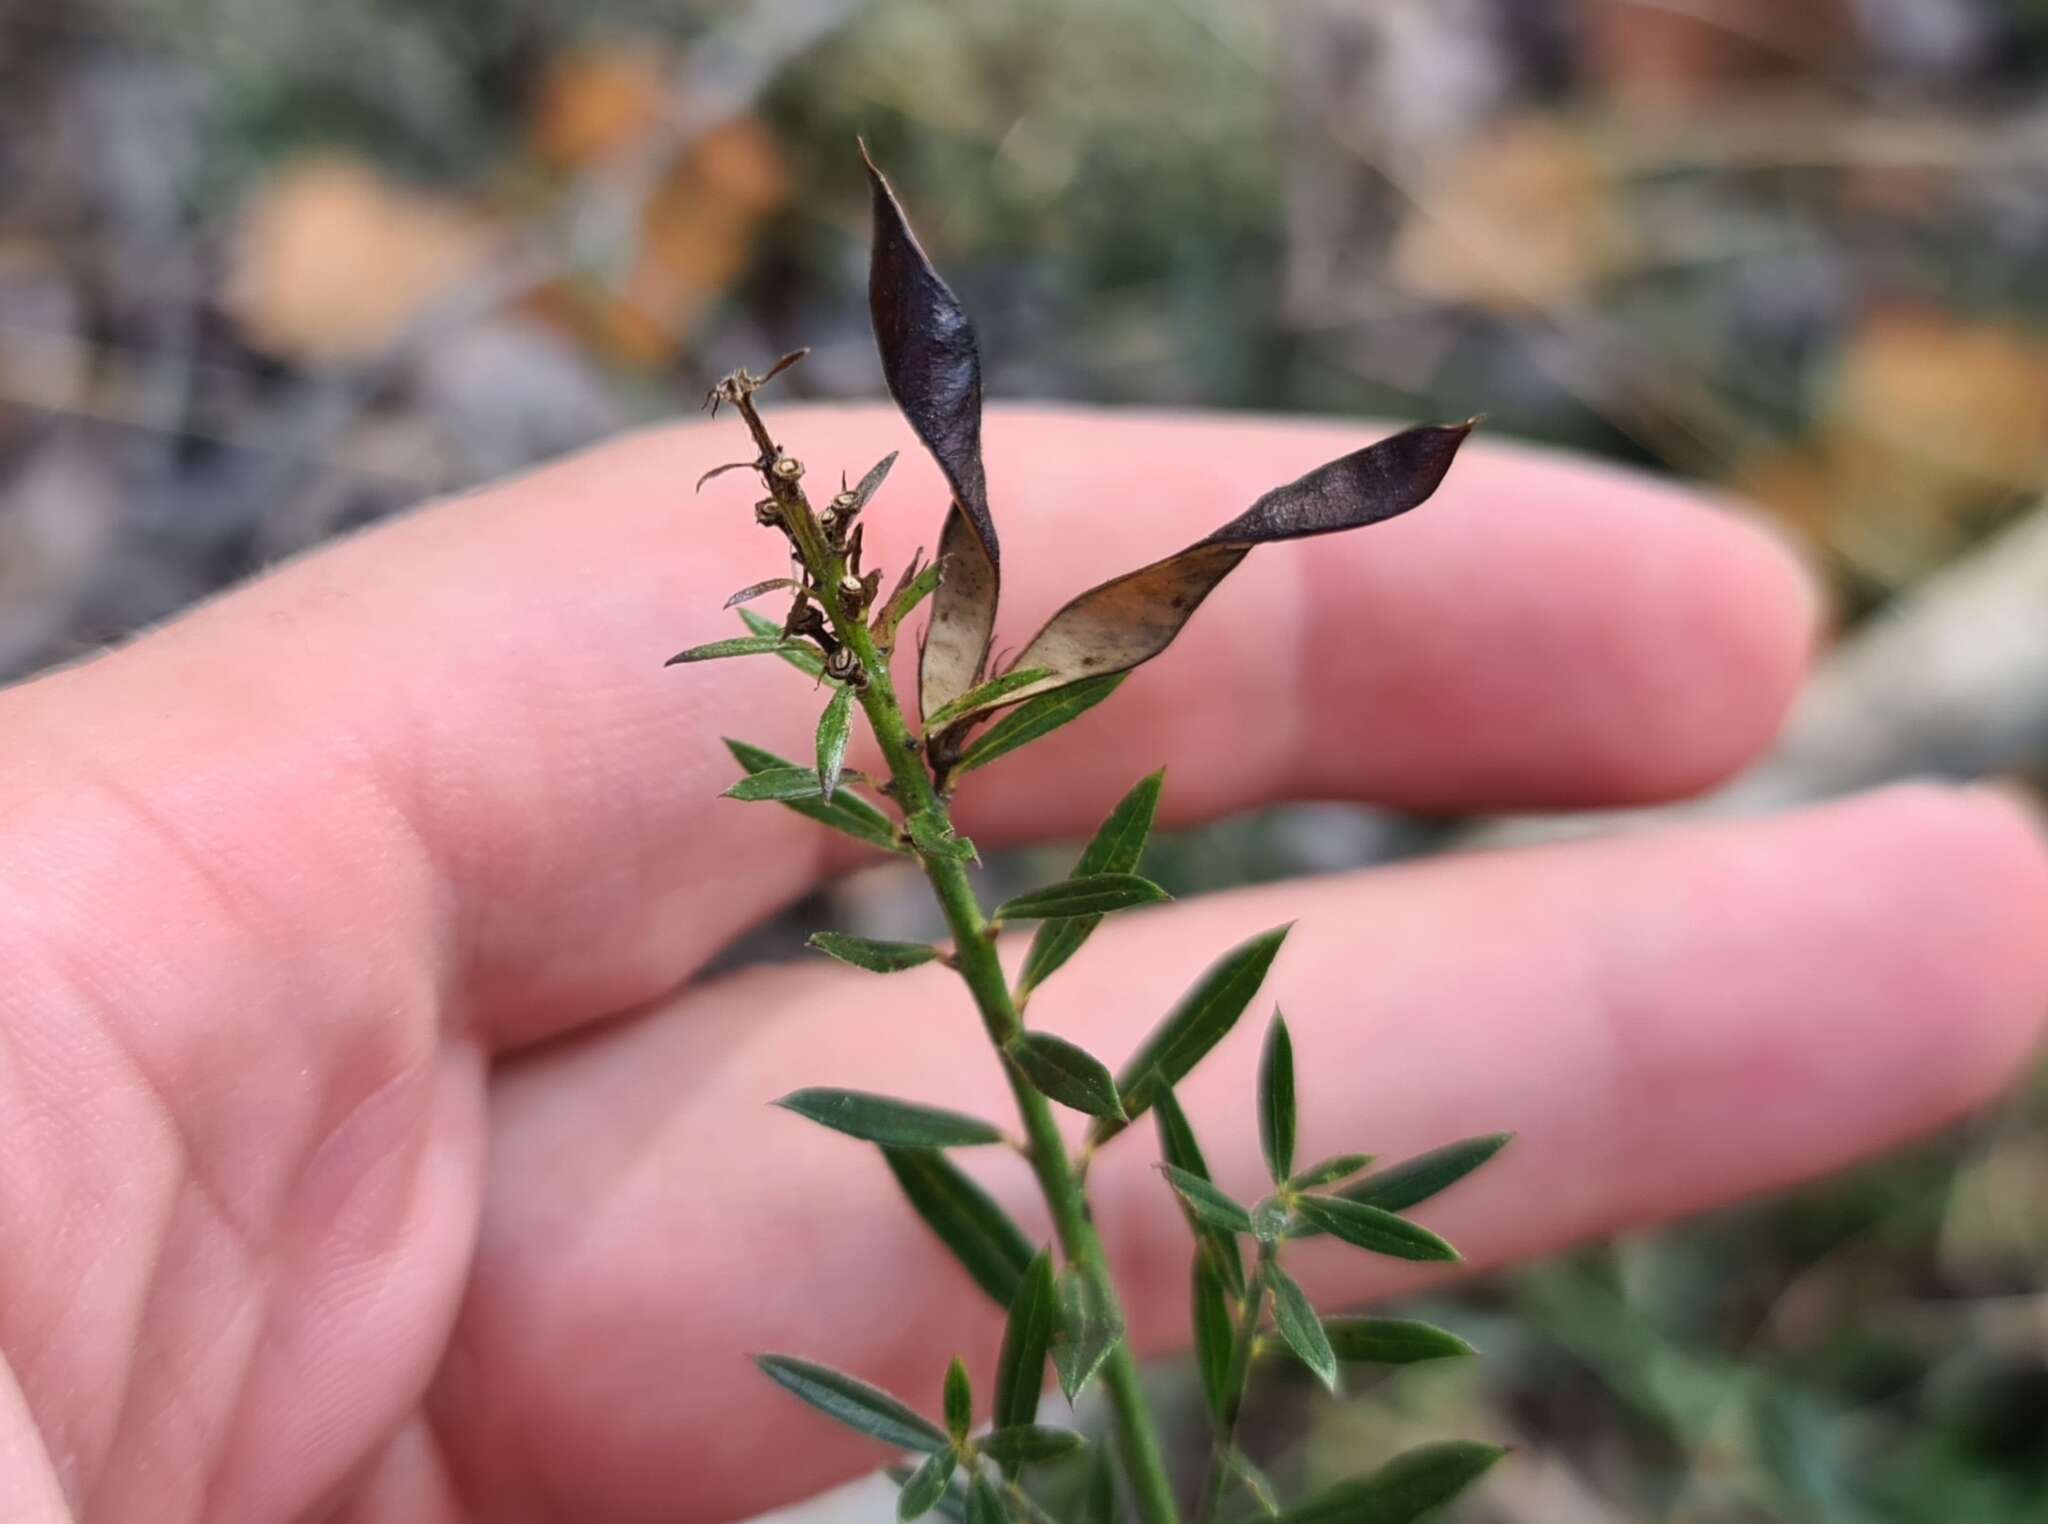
left=1273, top=1441, right=1506, bottom=1524
left=725, top=577, right=802, bottom=609
left=994, top=1250, right=1057, bottom=1430
left=925, top=666, right=1055, bottom=730
left=1266, top=1266, right=1337, bottom=1393
left=816, top=683, right=856, bottom=802
left=1225, top=1450, right=1284, bottom=1518
left=1018, top=769, right=1164, bottom=995
left=723, top=766, right=825, bottom=802
left=1259, top=1012, right=1296, bottom=1184
left=1153, top=1088, right=1246, bottom=1295
left=807, top=932, right=943, bottom=974
left=1338, top=1134, right=1513, bottom=1214
left=777, top=1089, right=1002, bottom=1149
left=955, top=675, right=1127, bottom=777
left=667, top=635, right=809, bottom=666
left=1321, top=1316, right=1476, bottom=1366
left=995, top=874, right=1170, bottom=923
left=966, top=1473, right=1011, bottom=1524
left=898, top=1451, right=959, bottom=1521
left=980, top=1425, right=1086, bottom=1469
left=1052, top=1266, right=1124, bottom=1403
left=883, top=1148, right=1035, bottom=1308
left=908, top=810, right=977, bottom=862
left=1286, top=1153, right=1376, bottom=1193
left=1291, top=1195, right=1459, bottom=1263
left=1095, top=924, right=1292, bottom=1144
left=1158, top=1164, right=1253, bottom=1235
left=738, top=607, right=828, bottom=677
left=754, top=1354, right=947, bottom=1452
left=875, top=554, right=943, bottom=650
left=944, top=1358, right=973, bottom=1443
left=1191, top=1249, right=1234, bottom=1423
left=1083, top=1449, right=1121, bottom=1524
left=725, top=739, right=900, bottom=853
left=1007, top=1032, right=1126, bottom=1120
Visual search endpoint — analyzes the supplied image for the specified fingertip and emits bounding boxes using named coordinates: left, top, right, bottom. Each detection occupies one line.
left=1620, top=500, right=1823, bottom=800
left=1821, top=781, right=2048, bottom=1117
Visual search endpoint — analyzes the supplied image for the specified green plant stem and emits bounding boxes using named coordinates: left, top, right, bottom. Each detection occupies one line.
left=816, top=583, right=1182, bottom=1524
left=1198, top=1246, right=1273, bottom=1524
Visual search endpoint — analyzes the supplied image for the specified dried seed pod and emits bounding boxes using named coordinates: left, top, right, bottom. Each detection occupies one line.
left=824, top=644, right=863, bottom=684
left=863, top=146, right=999, bottom=724
left=966, top=423, right=1475, bottom=720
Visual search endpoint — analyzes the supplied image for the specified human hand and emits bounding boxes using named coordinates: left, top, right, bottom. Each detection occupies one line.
left=1, top=408, right=2042, bottom=1523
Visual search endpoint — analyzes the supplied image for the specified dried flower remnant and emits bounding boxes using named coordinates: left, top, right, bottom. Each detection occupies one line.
left=671, top=148, right=1507, bottom=1524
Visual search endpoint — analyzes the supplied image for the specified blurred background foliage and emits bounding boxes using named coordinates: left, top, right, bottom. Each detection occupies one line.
left=3, top=2, right=2047, bottom=1519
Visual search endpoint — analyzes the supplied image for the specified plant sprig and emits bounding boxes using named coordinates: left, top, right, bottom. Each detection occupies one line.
left=673, top=146, right=1508, bottom=1524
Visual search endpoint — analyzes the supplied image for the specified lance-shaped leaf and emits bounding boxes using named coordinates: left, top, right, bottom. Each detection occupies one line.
left=995, top=874, right=1169, bottom=924
left=807, top=933, right=943, bottom=974
left=1153, top=1087, right=1245, bottom=1294
left=1339, top=1133, right=1513, bottom=1214
left=724, top=577, right=804, bottom=609
left=994, top=1249, right=1056, bottom=1430
left=724, top=766, right=826, bottom=803
left=955, top=674, right=1126, bottom=778
left=1083, top=1450, right=1120, bottom=1524
left=989, top=424, right=1473, bottom=713
left=1273, top=1441, right=1505, bottom=1524
left=1191, top=1248, right=1234, bottom=1423
left=776, top=1088, right=1003, bottom=1149
left=667, top=635, right=811, bottom=667
left=875, top=552, right=942, bottom=650
left=965, top=1473, right=1011, bottom=1524
left=725, top=739, right=900, bottom=852
left=1267, top=1266, right=1338, bottom=1393
left=816, top=683, right=856, bottom=802
left=1259, top=1012, right=1296, bottom=1184
left=1158, top=1164, right=1253, bottom=1235
left=980, top=1426, right=1085, bottom=1470
left=1092, top=923, right=1292, bottom=1144
left=884, top=1147, right=1035, bottom=1307
left=863, top=147, right=999, bottom=722
left=754, top=1355, right=948, bottom=1453
left=924, top=667, right=1053, bottom=732
left=1052, top=1266, right=1124, bottom=1403
left=1320, top=1316, right=1476, bottom=1366
left=848, top=450, right=900, bottom=514
left=1006, top=1032, right=1126, bottom=1120
left=736, top=608, right=828, bottom=677
left=1290, top=1194, right=1460, bottom=1263
left=1019, top=770, right=1163, bottom=996
left=898, top=1451, right=959, bottom=1522
left=1286, top=1153, right=1377, bottom=1193
left=943, top=1358, right=973, bottom=1444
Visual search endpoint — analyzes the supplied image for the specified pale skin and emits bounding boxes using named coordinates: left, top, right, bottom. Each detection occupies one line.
left=0, top=406, right=2044, bottom=1524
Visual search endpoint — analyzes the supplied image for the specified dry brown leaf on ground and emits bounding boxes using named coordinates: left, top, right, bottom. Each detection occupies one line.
left=527, top=42, right=673, bottom=173
left=1389, top=116, right=1636, bottom=314
left=1740, top=305, right=2048, bottom=588
left=1581, top=0, right=1858, bottom=110
left=532, top=115, right=791, bottom=370
left=225, top=154, right=500, bottom=365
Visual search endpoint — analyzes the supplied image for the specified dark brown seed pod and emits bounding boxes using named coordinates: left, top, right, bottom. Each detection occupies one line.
left=863, top=145, right=999, bottom=725
left=956, top=422, right=1476, bottom=721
